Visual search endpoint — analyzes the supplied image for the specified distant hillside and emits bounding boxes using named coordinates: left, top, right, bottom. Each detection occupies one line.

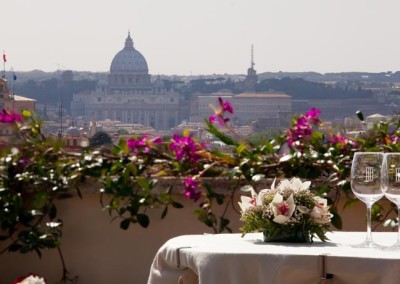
left=258, top=71, right=400, bottom=84
left=16, top=77, right=97, bottom=111
left=256, top=77, right=373, bottom=100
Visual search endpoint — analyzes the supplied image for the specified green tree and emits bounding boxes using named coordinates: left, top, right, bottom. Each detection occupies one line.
left=89, top=131, right=113, bottom=147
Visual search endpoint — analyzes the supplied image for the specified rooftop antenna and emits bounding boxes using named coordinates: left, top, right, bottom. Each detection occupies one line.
left=251, top=44, right=255, bottom=70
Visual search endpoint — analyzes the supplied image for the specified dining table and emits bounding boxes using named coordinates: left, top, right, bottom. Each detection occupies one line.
left=148, top=231, right=400, bottom=284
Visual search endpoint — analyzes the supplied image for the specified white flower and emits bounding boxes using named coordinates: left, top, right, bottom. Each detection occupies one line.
left=238, top=188, right=258, bottom=213
left=281, top=177, right=311, bottom=191
left=297, top=205, right=310, bottom=214
left=240, top=177, right=332, bottom=242
left=238, top=195, right=256, bottom=213
left=271, top=193, right=296, bottom=224
left=17, top=275, right=46, bottom=284
left=309, top=197, right=332, bottom=224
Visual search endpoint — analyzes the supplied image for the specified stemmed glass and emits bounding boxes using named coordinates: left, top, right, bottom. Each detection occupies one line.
left=351, top=152, right=385, bottom=248
left=381, top=153, right=400, bottom=249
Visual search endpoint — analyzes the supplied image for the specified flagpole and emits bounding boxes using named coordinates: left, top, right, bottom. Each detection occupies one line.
left=2, top=50, right=5, bottom=78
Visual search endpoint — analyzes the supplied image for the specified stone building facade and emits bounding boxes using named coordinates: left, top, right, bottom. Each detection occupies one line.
left=233, top=92, right=292, bottom=125
left=190, top=92, right=292, bottom=131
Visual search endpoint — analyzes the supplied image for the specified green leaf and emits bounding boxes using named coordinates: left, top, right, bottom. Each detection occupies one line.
left=171, top=201, right=184, bottom=209
left=236, top=144, right=247, bottom=155
left=205, top=120, right=238, bottom=146
left=136, top=177, right=149, bottom=190
left=120, top=219, right=131, bottom=230
left=343, top=198, right=358, bottom=209
left=49, top=204, right=57, bottom=220
left=219, top=217, right=230, bottom=231
left=118, top=138, right=128, bottom=153
left=194, top=209, right=214, bottom=227
left=75, top=186, right=83, bottom=199
left=57, top=193, right=74, bottom=199
left=137, top=214, right=150, bottom=228
left=33, top=191, right=49, bottom=209
left=215, top=193, right=224, bottom=205
left=161, top=206, right=168, bottom=219
left=8, top=243, right=23, bottom=252
left=330, top=210, right=342, bottom=230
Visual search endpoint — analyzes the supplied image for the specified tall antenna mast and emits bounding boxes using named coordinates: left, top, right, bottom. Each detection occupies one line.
left=251, top=44, right=255, bottom=70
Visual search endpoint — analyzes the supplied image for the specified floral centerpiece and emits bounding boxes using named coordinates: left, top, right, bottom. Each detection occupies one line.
left=239, top=178, right=332, bottom=243
left=13, top=274, right=46, bottom=284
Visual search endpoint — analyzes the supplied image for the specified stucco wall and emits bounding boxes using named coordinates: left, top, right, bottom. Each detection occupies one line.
left=0, top=188, right=392, bottom=283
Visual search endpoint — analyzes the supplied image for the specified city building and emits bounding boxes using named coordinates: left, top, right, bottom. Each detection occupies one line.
left=233, top=92, right=292, bottom=126
left=0, top=77, right=36, bottom=115
left=190, top=91, right=292, bottom=131
left=0, top=77, right=36, bottom=143
left=190, top=92, right=234, bottom=123
left=71, top=33, right=181, bottom=130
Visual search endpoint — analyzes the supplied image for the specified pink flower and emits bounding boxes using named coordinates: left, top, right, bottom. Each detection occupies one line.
left=170, top=134, right=203, bottom=163
left=209, top=97, right=234, bottom=126
left=305, top=108, right=321, bottom=124
left=183, top=177, right=201, bottom=201
left=328, top=133, right=358, bottom=151
left=390, top=133, right=400, bottom=144
left=220, top=97, right=233, bottom=114
left=286, top=108, right=321, bottom=149
left=0, top=109, right=23, bottom=124
left=127, top=136, right=162, bottom=153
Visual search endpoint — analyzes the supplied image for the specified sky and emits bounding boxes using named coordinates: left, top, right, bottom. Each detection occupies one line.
left=2, top=0, right=400, bottom=75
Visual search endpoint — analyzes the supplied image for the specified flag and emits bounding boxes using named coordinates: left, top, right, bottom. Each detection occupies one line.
left=13, top=73, right=17, bottom=81
left=2, top=52, right=6, bottom=63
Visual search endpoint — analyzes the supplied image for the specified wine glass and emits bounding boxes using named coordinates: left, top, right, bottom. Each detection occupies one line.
left=381, top=153, right=400, bottom=249
left=351, top=152, right=384, bottom=248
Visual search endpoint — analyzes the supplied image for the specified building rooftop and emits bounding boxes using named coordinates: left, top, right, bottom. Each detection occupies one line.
left=14, top=95, right=36, bottom=102
left=234, top=92, right=290, bottom=98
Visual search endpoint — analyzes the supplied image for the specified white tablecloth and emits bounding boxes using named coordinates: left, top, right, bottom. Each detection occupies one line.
left=148, top=232, right=400, bottom=284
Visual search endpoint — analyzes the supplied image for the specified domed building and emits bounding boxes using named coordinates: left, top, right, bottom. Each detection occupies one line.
left=108, top=32, right=151, bottom=93
left=71, top=32, right=181, bottom=130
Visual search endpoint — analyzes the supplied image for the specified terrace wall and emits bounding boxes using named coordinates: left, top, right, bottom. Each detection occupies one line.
left=0, top=183, right=392, bottom=283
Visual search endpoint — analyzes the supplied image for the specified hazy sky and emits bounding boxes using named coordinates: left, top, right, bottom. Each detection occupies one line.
left=2, top=0, right=400, bottom=75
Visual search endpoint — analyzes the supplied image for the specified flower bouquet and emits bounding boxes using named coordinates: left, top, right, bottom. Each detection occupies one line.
left=239, top=178, right=332, bottom=243
left=14, top=274, right=46, bottom=284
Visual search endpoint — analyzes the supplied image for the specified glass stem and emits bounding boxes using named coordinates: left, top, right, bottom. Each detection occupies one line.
left=397, top=206, right=400, bottom=243
left=366, top=204, right=372, bottom=243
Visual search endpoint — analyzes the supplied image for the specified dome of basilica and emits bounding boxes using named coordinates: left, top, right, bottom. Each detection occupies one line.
left=66, top=126, right=80, bottom=137
left=110, top=32, right=148, bottom=73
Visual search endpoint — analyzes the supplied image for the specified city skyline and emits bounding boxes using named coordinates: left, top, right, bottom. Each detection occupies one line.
left=2, top=0, right=400, bottom=75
